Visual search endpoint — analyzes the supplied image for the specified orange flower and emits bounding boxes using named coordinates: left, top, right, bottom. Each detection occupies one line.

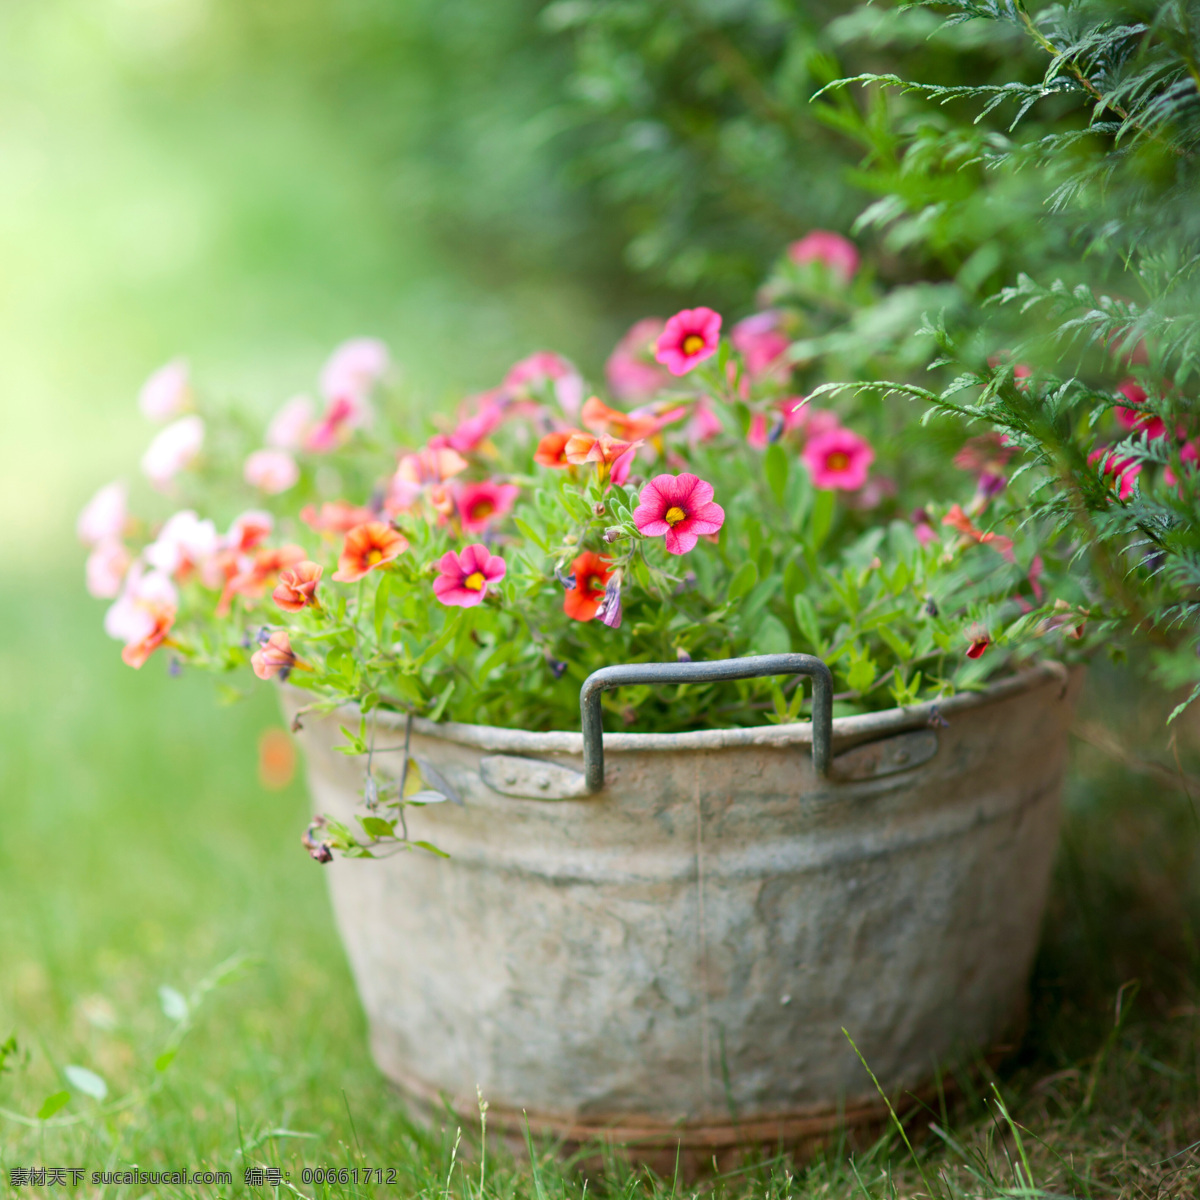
left=333, top=521, right=408, bottom=582
left=563, top=552, right=613, bottom=622
left=272, top=561, right=323, bottom=612
left=121, top=600, right=177, bottom=669
left=564, top=431, right=635, bottom=466
left=216, top=543, right=307, bottom=616
left=581, top=395, right=680, bottom=441
left=941, top=504, right=1015, bottom=564
left=534, top=430, right=577, bottom=469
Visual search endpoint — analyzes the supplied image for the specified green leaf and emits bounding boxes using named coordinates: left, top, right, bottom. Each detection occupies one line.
left=360, top=816, right=396, bottom=840
left=764, top=443, right=789, bottom=505
left=374, top=572, right=392, bottom=644
left=402, top=757, right=425, bottom=799
left=514, top=517, right=548, bottom=552
left=1168, top=681, right=1200, bottom=724
left=413, top=840, right=450, bottom=858
left=877, top=626, right=913, bottom=661
left=426, top=680, right=455, bottom=723
left=727, top=561, right=759, bottom=603
left=154, top=1050, right=176, bottom=1073
left=809, top=488, right=836, bottom=552
left=37, top=1091, right=71, bottom=1120
left=412, top=609, right=464, bottom=669
left=751, top=613, right=791, bottom=656
left=846, top=649, right=878, bottom=694
left=64, top=1064, right=108, bottom=1101
left=792, top=595, right=823, bottom=653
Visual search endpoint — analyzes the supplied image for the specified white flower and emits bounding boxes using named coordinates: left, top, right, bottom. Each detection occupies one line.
left=144, top=509, right=219, bottom=576
left=265, top=394, right=315, bottom=451
left=139, top=359, right=191, bottom=422
left=244, top=447, right=299, bottom=494
left=85, top=539, right=131, bottom=599
left=142, top=415, right=204, bottom=489
left=77, top=481, right=127, bottom=546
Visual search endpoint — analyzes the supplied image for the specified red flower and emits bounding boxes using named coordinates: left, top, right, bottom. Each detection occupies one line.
left=272, top=561, right=323, bottom=612
left=563, top=552, right=613, bottom=622
left=966, top=634, right=991, bottom=659
left=1114, top=379, right=1167, bottom=439
left=1088, top=447, right=1141, bottom=500
left=432, top=543, right=506, bottom=607
left=216, top=543, right=308, bottom=616
left=942, top=504, right=1015, bottom=563
left=454, top=481, right=519, bottom=534
left=332, top=522, right=408, bottom=582
left=252, top=631, right=298, bottom=680
left=300, top=501, right=377, bottom=534
left=654, top=307, right=722, bottom=376
left=633, top=473, right=726, bottom=555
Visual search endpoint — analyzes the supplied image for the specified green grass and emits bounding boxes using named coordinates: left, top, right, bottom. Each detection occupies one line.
left=1, top=576, right=1198, bottom=1199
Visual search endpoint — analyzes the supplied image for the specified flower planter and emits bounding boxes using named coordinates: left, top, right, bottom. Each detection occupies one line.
left=285, top=655, right=1080, bottom=1159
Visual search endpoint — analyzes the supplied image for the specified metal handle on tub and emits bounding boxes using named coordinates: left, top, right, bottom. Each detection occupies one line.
left=579, top=653, right=834, bottom=793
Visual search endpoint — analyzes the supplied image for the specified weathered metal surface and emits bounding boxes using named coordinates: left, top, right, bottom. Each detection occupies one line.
left=285, top=661, right=1080, bottom=1150
left=479, top=755, right=591, bottom=800
left=828, top=729, right=940, bottom=782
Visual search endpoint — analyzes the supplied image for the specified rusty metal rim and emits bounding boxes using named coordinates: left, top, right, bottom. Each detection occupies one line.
left=342, top=660, right=1069, bottom=756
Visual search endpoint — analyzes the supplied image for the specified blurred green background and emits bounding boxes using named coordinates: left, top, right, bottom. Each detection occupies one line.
left=2, top=0, right=1199, bottom=1193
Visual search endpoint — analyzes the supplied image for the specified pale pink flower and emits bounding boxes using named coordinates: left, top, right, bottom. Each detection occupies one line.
left=633, top=473, right=726, bottom=555
left=244, top=448, right=300, bottom=494
left=731, top=311, right=789, bottom=379
left=911, top=509, right=937, bottom=546
left=305, top=394, right=370, bottom=452
left=688, top=399, right=724, bottom=445
left=86, top=539, right=131, bottom=599
left=441, top=400, right=506, bottom=455
left=505, top=352, right=584, bottom=417
left=787, top=232, right=860, bottom=283
left=142, top=415, right=204, bottom=489
left=747, top=412, right=770, bottom=449
left=139, top=358, right=191, bottom=422
left=77, top=481, right=127, bottom=546
left=252, top=631, right=299, bottom=681
left=802, top=428, right=874, bottom=491
left=606, top=318, right=670, bottom=402
left=320, top=338, right=389, bottom=402
left=266, top=394, right=316, bottom=450
left=655, top=308, right=722, bottom=376
left=144, top=510, right=220, bottom=578
left=105, top=565, right=179, bottom=644
left=433, top=544, right=506, bottom=607
left=386, top=445, right=469, bottom=514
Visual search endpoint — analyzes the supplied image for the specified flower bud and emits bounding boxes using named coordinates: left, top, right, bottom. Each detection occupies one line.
left=593, top=502, right=606, bottom=517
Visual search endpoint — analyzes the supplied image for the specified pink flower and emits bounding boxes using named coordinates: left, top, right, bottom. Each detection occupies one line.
left=300, top=500, right=378, bottom=533
left=787, top=232, right=859, bottom=283
left=266, top=395, right=316, bottom=450
left=104, top=565, right=179, bottom=665
left=387, top=444, right=469, bottom=514
left=1164, top=439, right=1199, bottom=488
left=633, top=473, right=726, bottom=555
left=144, top=510, right=219, bottom=578
left=77, top=481, right=127, bottom=546
left=142, top=415, right=204, bottom=489
left=747, top=412, right=770, bottom=449
left=606, top=318, right=670, bottom=402
left=455, top=480, right=519, bottom=533
left=320, top=338, right=389, bottom=402
left=244, top=448, right=300, bottom=494
left=252, top=631, right=299, bottom=681
left=785, top=400, right=840, bottom=439
left=86, top=539, right=131, bottom=599
left=433, top=544, right=506, bottom=607
left=1089, top=447, right=1141, bottom=499
left=505, top=352, right=584, bottom=416
left=138, top=358, right=191, bottom=422
left=655, top=308, right=722, bottom=376
left=731, top=311, right=789, bottom=379
left=688, top=399, right=724, bottom=445
left=911, top=509, right=937, bottom=546
left=802, top=428, right=875, bottom=491
left=305, top=394, right=370, bottom=452
left=441, top=400, right=506, bottom=455
left=1114, top=379, right=1167, bottom=439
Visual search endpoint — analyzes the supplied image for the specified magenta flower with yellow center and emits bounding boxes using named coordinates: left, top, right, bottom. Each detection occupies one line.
left=432, top=544, right=506, bottom=608
left=654, top=308, right=722, bottom=376
left=633, top=473, right=725, bottom=555
left=801, top=428, right=875, bottom=491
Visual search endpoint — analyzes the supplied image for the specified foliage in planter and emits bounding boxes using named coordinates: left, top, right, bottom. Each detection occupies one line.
left=800, top=0, right=1200, bottom=720
left=81, top=240, right=1099, bottom=854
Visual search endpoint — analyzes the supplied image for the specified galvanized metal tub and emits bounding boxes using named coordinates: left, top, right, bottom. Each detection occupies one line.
left=285, top=659, right=1079, bottom=1155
